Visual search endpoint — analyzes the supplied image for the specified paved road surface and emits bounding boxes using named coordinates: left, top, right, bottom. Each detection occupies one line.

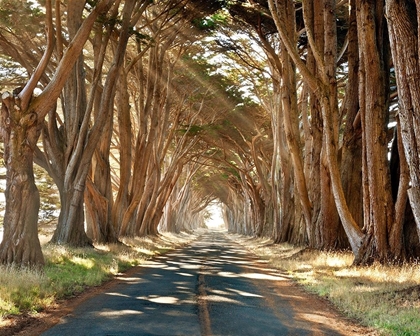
left=41, top=231, right=361, bottom=336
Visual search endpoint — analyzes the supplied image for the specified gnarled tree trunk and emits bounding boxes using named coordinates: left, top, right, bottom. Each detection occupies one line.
left=0, top=91, right=44, bottom=268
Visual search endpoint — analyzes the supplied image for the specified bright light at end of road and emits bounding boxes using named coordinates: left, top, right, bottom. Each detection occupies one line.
left=205, top=203, right=225, bottom=229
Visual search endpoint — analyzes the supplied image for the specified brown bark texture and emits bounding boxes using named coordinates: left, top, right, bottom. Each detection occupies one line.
left=386, top=0, right=420, bottom=243
left=0, top=91, right=44, bottom=268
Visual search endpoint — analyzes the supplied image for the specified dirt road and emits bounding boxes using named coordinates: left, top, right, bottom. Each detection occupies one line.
left=37, top=231, right=372, bottom=336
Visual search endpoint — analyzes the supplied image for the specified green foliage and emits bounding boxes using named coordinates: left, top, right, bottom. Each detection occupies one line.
left=192, top=12, right=228, bottom=31
left=0, top=0, right=45, bottom=85
left=226, top=166, right=240, bottom=179
left=130, top=29, right=152, bottom=44
left=177, top=124, right=204, bottom=136
left=0, top=0, right=43, bottom=31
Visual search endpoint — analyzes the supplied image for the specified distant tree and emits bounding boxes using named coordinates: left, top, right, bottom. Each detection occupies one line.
left=116, top=0, right=226, bottom=237
left=117, top=2, right=193, bottom=237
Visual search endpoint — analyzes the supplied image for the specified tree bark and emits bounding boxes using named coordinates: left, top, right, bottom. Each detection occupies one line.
left=111, top=71, right=132, bottom=234
left=340, top=0, right=363, bottom=236
left=385, top=0, right=420, bottom=243
left=0, top=91, right=44, bottom=268
left=268, top=0, right=365, bottom=256
left=278, top=0, right=312, bottom=242
left=354, top=0, right=394, bottom=264
left=50, top=0, right=91, bottom=246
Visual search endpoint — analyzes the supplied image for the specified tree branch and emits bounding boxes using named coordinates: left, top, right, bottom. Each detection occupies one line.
left=31, top=0, right=115, bottom=119
left=267, top=0, right=321, bottom=93
left=18, top=0, right=54, bottom=111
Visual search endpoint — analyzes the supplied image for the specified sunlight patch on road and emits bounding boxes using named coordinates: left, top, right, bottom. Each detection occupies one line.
left=176, top=272, right=194, bottom=277
left=140, top=262, right=167, bottom=268
left=106, top=292, right=131, bottom=298
left=202, top=294, right=244, bottom=305
left=227, top=288, right=263, bottom=297
left=217, top=271, right=286, bottom=281
left=148, top=296, right=179, bottom=304
left=217, top=271, right=238, bottom=278
left=98, top=309, right=143, bottom=317
left=174, top=281, right=190, bottom=285
left=167, top=261, right=201, bottom=269
left=177, top=286, right=190, bottom=290
left=240, top=273, right=286, bottom=281
left=115, top=276, right=143, bottom=284
left=136, top=295, right=180, bottom=304
left=209, top=289, right=232, bottom=296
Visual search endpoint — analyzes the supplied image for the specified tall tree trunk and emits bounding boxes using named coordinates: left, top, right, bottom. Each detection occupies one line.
left=318, top=0, right=341, bottom=249
left=385, top=0, right=420, bottom=245
left=388, top=122, right=410, bottom=259
left=53, top=181, right=91, bottom=246
left=307, top=0, right=325, bottom=249
left=119, top=45, right=160, bottom=237
left=111, top=72, right=132, bottom=234
left=0, top=91, right=44, bottom=267
left=85, top=176, right=117, bottom=244
left=354, top=0, right=394, bottom=264
left=85, top=95, right=116, bottom=244
left=50, top=0, right=91, bottom=246
left=279, top=0, right=312, bottom=242
left=271, top=97, right=295, bottom=243
left=340, top=0, right=363, bottom=237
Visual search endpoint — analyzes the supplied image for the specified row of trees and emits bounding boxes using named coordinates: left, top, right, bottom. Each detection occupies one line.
left=0, top=0, right=224, bottom=267
left=211, top=0, right=420, bottom=264
left=0, top=0, right=419, bottom=268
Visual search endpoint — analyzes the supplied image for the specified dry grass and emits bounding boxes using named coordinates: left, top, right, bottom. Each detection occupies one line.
left=234, top=235, right=420, bottom=336
left=0, top=265, right=53, bottom=317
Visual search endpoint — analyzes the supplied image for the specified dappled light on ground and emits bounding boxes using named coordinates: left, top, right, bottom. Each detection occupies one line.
left=40, top=231, right=372, bottom=336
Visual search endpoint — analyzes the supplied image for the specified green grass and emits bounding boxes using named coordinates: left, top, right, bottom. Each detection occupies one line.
left=0, top=233, right=194, bottom=322
left=0, top=265, right=52, bottom=316
left=235, top=235, right=420, bottom=336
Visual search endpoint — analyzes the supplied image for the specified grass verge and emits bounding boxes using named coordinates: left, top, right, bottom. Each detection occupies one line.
left=234, top=235, right=420, bottom=336
left=0, top=232, right=195, bottom=325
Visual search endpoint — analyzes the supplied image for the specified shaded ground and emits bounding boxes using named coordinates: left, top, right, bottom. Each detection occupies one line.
left=3, top=230, right=377, bottom=335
